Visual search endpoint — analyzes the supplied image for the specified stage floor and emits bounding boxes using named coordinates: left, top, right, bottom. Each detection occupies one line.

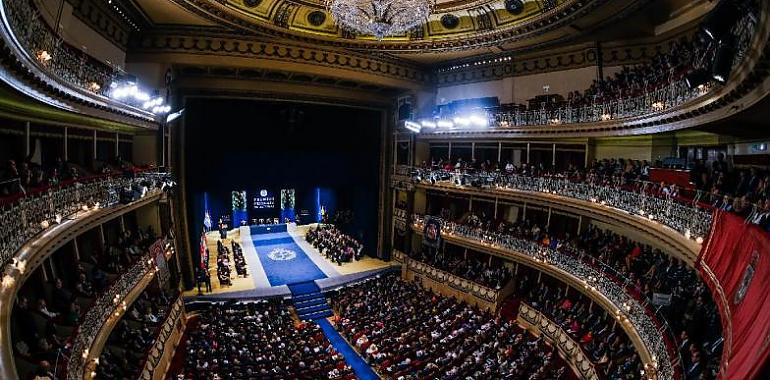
left=184, top=223, right=394, bottom=299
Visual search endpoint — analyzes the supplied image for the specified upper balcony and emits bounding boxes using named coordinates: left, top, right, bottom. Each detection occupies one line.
left=0, top=0, right=167, bottom=129
left=410, top=0, right=770, bottom=138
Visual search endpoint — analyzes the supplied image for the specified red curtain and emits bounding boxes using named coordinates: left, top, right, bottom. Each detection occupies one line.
left=698, top=210, right=770, bottom=379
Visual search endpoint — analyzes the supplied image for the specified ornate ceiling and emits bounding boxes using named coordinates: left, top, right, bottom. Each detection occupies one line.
left=125, top=0, right=646, bottom=63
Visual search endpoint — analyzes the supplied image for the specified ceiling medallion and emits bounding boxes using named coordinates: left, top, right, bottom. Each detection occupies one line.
left=440, top=14, right=459, bottom=29
left=308, top=10, right=327, bottom=26
left=504, top=0, right=524, bottom=15
left=325, top=0, right=435, bottom=40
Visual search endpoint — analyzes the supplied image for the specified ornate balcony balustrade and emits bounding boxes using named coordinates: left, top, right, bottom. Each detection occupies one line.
left=0, top=0, right=156, bottom=124
left=419, top=4, right=758, bottom=133
left=518, top=302, right=600, bottom=380
left=392, top=250, right=502, bottom=304
left=407, top=168, right=713, bottom=242
left=66, top=238, right=171, bottom=380
left=412, top=215, right=676, bottom=380
left=0, top=172, right=172, bottom=270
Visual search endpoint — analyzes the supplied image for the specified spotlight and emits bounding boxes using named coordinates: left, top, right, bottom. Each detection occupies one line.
left=468, top=114, right=488, bottom=127
left=453, top=117, right=470, bottom=126
left=437, top=119, right=454, bottom=128
left=702, top=0, right=741, bottom=42
left=420, top=120, right=437, bottom=128
left=712, top=36, right=736, bottom=83
left=404, top=121, right=421, bottom=133
left=685, top=68, right=710, bottom=89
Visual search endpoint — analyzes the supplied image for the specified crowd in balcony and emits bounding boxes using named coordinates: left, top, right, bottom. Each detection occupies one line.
left=430, top=209, right=722, bottom=379
left=512, top=275, right=643, bottom=379
left=331, top=274, right=568, bottom=379
left=96, top=290, right=177, bottom=380
left=180, top=300, right=354, bottom=380
left=306, top=225, right=363, bottom=265
left=408, top=247, right=513, bottom=290
left=0, top=156, right=146, bottom=198
left=10, top=222, right=157, bottom=378
left=420, top=154, right=770, bottom=231
left=566, top=35, right=709, bottom=107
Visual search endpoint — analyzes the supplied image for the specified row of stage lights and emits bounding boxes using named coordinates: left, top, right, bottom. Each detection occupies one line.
left=109, top=80, right=171, bottom=115
left=404, top=114, right=489, bottom=133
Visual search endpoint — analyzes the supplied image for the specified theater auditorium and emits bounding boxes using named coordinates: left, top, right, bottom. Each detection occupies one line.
left=0, top=0, right=769, bottom=379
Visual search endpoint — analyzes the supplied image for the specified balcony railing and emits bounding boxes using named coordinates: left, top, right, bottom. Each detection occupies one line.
left=392, top=250, right=502, bottom=303
left=407, top=168, right=713, bottom=242
left=1, top=0, right=117, bottom=94
left=421, top=5, right=757, bottom=131
left=65, top=238, right=168, bottom=380
left=518, top=302, right=600, bottom=380
left=0, top=172, right=170, bottom=270
left=413, top=215, right=676, bottom=380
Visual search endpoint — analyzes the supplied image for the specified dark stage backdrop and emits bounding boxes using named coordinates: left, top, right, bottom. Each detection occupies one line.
left=184, top=99, right=382, bottom=267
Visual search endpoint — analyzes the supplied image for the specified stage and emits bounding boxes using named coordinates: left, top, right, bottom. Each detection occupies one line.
left=184, top=223, right=397, bottom=300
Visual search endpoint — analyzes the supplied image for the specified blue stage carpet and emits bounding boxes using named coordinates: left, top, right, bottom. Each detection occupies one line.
left=317, top=319, right=380, bottom=380
left=252, top=232, right=327, bottom=286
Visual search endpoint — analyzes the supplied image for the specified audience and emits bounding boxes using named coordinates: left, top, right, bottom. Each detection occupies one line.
left=11, top=223, right=159, bottom=378
left=416, top=210, right=723, bottom=379
left=179, top=300, right=354, bottom=380
left=419, top=155, right=770, bottom=232
left=306, top=225, right=363, bottom=265
left=408, top=247, right=512, bottom=289
left=331, top=274, right=568, bottom=379
left=96, top=290, right=176, bottom=380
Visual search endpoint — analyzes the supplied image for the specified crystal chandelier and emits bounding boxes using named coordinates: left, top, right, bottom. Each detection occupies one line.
left=326, top=0, right=434, bottom=40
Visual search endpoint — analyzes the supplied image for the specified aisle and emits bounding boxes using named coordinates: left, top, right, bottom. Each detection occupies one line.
left=316, top=319, right=380, bottom=380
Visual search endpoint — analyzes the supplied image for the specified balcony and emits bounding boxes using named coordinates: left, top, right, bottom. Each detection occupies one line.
left=403, top=167, right=708, bottom=262
left=0, top=0, right=157, bottom=128
left=0, top=172, right=172, bottom=380
left=412, top=214, right=678, bottom=380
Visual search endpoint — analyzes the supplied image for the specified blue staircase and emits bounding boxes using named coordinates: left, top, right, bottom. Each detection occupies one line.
left=288, top=281, right=332, bottom=320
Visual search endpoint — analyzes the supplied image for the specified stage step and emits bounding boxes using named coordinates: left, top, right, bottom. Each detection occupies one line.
left=289, top=281, right=333, bottom=321
left=298, top=309, right=332, bottom=321
left=294, top=297, right=327, bottom=309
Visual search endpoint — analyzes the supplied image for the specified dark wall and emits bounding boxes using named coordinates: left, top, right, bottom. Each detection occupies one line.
left=183, top=98, right=382, bottom=259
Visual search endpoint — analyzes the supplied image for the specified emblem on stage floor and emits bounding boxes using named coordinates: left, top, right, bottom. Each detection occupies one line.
left=268, top=247, right=297, bottom=261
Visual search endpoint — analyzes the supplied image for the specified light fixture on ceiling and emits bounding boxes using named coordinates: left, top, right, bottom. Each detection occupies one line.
left=326, top=0, right=435, bottom=40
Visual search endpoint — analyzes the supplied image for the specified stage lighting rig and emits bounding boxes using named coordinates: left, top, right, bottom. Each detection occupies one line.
left=702, top=0, right=742, bottom=42
left=712, top=36, right=737, bottom=83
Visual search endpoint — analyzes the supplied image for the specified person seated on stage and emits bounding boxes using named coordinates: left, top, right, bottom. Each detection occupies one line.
left=305, top=225, right=363, bottom=265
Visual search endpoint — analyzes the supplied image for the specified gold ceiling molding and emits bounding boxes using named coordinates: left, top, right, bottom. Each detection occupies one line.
left=165, top=0, right=629, bottom=52
left=173, top=65, right=399, bottom=106
left=436, top=27, right=698, bottom=86
left=68, top=0, right=133, bottom=48
left=127, top=32, right=432, bottom=89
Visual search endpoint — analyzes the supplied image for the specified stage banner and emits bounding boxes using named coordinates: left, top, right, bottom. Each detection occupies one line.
left=422, top=216, right=442, bottom=248
left=698, top=210, right=770, bottom=380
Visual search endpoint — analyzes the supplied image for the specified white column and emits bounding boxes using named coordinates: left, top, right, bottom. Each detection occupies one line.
left=546, top=207, right=552, bottom=227
left=93, top=130, right=97, bottom=160
left=552, top=143, right=556, bottom=167
left=448, top=142, right=452, bottom=161
left=471, top=142, right=475, bottom=160
left=115, top=133, right=120, bottom=158
left=25, top=121, right=30, bottom=156
left=497, top=142, right=502, bottom=163
left=63, top=127, right=68, bottom=161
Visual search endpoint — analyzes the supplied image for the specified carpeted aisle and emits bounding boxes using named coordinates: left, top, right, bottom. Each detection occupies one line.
left=317, top=318, right=380, bottom=380
left=252, top=232, right=327, bottom=286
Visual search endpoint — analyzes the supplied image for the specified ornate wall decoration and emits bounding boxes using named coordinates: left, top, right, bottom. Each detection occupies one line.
left=244, top=0, right=262, bottom=7
left=307, top=10, right=326, bottom=26
left=440, top=14, right=460, bottom=29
